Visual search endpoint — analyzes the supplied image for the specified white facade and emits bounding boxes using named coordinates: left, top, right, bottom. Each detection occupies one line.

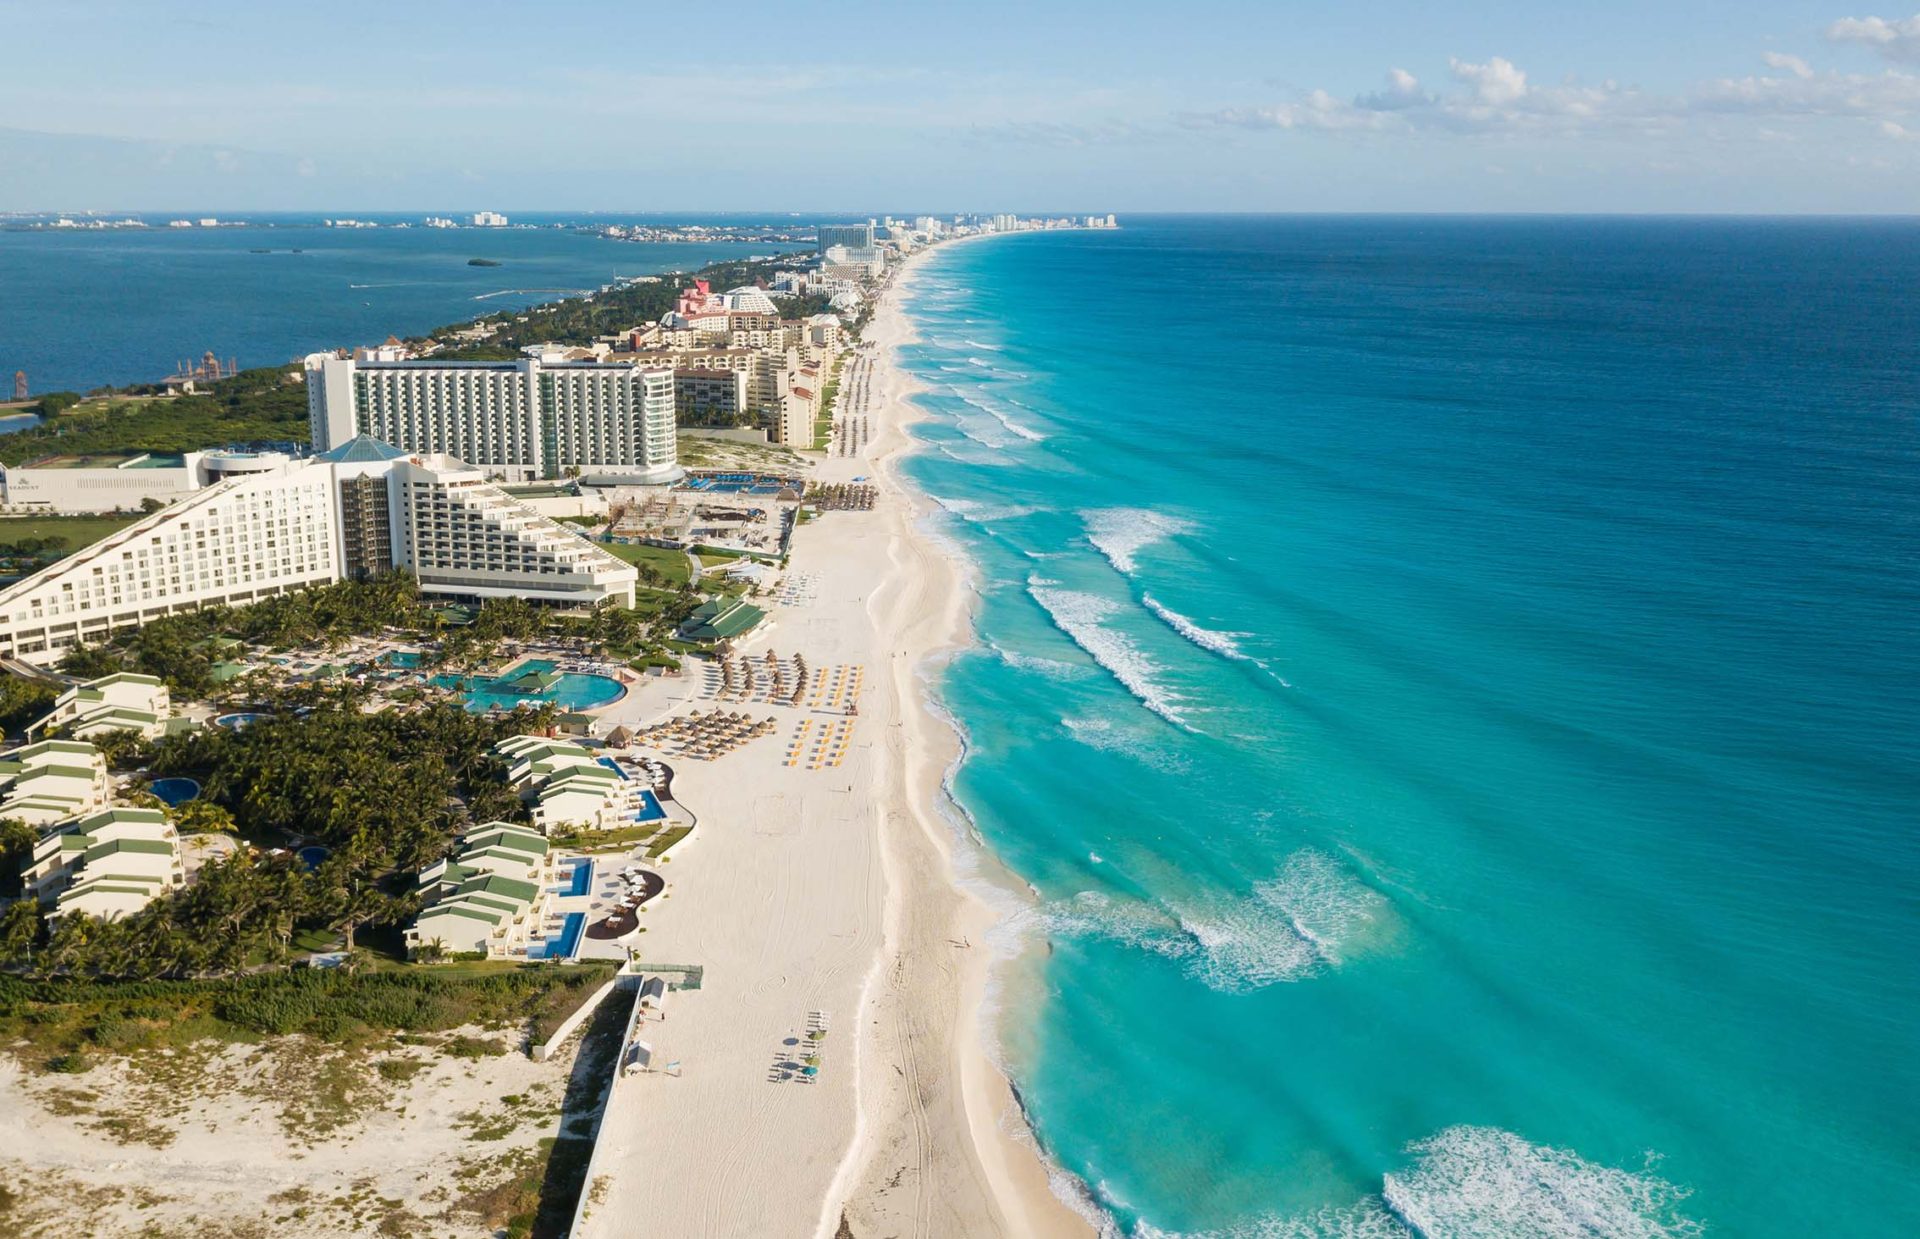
left=390, top=456, right=637, bottom=608
left=32, top=673, right=172, bottom=740
left=24, top=805, right=184, bottom=923
left=496, top=735, right=640, bottom=834
left=0, top=739, right=111, bottom=826
left=0, top=452, right=209, bottom=514
left=0, top=464, right=339, bottom=663
left=305, top=355, right=679, bottom=485
left=0, top=445, right=638, bottom=664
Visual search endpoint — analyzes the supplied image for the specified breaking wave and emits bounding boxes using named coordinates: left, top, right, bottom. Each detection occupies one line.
left=1142, top=593, right=1292, bottom=688
left=1028, top=582, right=1189, bottom=727
left=989, top=641, right=1092, bottom=680
left=1130, top=1126, right=1701, bottom=1239
left=958, top=392, right=1047, bottom=441
left=1022, top=849, right=1386, bottom=993
left=1084, top=508, right=1193, bottom=574
left=932, top=495, right=1043, bottom=523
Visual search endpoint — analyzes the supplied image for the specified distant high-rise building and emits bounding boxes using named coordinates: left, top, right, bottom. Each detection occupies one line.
left=470, top=211, right=508, bottom=227
left=817, top=222, right=876, bottom=254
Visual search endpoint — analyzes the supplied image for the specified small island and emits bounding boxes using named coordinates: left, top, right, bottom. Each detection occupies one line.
left=467, top=257, right=501, bottom=267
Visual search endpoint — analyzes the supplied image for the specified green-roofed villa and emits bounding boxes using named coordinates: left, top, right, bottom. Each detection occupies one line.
left=21, top=804, right=183, bottom=923
left=405, top=822, right=560, bottom=958
left=0, top=738, right=110, bottom=826
left=31, top=672, right=173, bottom=741
left=677, top=596, right=768, bottom=645
left=492, top=733, right=643, bottom=833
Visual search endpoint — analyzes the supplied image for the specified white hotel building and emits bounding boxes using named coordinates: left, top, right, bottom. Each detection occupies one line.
left=0, top=438, right=636, bottom=664
left=305, top=355, right=679, bottom=485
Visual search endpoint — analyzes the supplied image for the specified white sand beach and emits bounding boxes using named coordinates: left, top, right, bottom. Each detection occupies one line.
left=579, top=238, right=1090, bottom=1238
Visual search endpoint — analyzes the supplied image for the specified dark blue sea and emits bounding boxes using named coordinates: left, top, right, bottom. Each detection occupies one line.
left=897, top=217, right=1920, bottom=1236
left=0, top=211, right=795, bottom=395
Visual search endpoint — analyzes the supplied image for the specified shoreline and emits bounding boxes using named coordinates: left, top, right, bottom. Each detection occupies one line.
left=834, top=232, right=1094, bottom=1238
left=571, top=226, right=1102, bottom=1239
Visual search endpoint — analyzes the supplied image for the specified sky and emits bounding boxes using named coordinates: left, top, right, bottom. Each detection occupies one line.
left=5, top=0, right=1920, bottom=213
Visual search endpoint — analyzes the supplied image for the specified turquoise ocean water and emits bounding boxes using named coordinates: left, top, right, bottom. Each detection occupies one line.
left=896, top=218, right=1919, bottom=1237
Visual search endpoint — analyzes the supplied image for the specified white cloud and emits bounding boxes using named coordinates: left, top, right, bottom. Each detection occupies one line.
left=1828, top=15, right=1920, bottom=63
left=1183, top=44, right=1920, bottom=143
left=1450, top=56, right=1530, bottom=106
left=1763, top=51, right=1815, bottom=79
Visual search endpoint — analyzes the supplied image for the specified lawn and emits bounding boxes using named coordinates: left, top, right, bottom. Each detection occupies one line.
left=0, top=513, right=141, bottom=555
left=645, top=825, right=693, bottom=859
left=598, top=541, right=690, bottom=587
left=547, top=822, right=660, bottom=852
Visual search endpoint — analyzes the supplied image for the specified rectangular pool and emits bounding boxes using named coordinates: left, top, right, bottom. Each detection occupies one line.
left=530, top=912, right=585, bottom=961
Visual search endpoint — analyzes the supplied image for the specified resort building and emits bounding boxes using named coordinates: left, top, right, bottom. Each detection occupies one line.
left=0, top=739, right=112, bottom=825
left=383, top=453, right=638, bottom=608
left=0, top=451, right=205, bottom=514
left=21, top=805, right=184, bottom=923
left=405, top=823, right=554, bottom=958
left=30, top=672, right=173, bottom=740
left=674, top=368, right=752, bottom=426
left=0, top=441, right=637, bottom=664
left=678, top=596, right=769, bottom=646
left=494, top=734, right=639, bottom=834
left=304, top=354, right=680, bottom=485
left=817, top=222, right=876, bottom=254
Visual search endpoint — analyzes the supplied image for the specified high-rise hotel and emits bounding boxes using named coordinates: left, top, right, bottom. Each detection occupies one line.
left=305, top=354, right=680, bottom=485
left=0, top=438, right=637, bottom=664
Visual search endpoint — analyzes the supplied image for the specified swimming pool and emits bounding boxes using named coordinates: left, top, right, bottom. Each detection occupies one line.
left=529, top=912, right=585, bottom=961
left=430, top=659, right=624, bottom=712
left=382, top=651, right=425, bottom=669
left=560, top=858, right=594, bottom=897
left=214, top=712, right=267, bottom=730
left=297, top=845, right=331, bottom=870
left=149, top=777, right=200, bottom=806
left=633, top=789, right=666, bottom=823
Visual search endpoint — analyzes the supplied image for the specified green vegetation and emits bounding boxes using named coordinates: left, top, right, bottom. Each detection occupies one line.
left=0, top=965, right=615, bottom=1066
left=0, top=684, right=555, bottom=981
left=545, top=822, right=660, bottom=853
left=420, top=253, right=821, bottom=352
left=597, top=541, right=690, bottom=587
left=0, top=674, right=58, bottom=737
left=0, top=513, right=141, bottom=565
left=0, top=366, right=308, bottom=466
left=645, top=825, right=694, bottom=859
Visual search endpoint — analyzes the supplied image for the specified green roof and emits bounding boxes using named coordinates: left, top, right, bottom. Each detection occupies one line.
left=83, top=838, right=176, bottom=863
left=417, top=903, right=504, bottom=926
left=464, top=828, right=547, bottom=857
left=679, top=596, right=767, bottom=642
left=16, top=764, right=100, bottom=784
left=72, top=806, right=167, bottom=830
left=453, top=873, right=540, bottom=904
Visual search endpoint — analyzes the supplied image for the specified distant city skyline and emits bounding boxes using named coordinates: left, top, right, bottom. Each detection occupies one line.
left=6, top=1, right=1920, bottom=213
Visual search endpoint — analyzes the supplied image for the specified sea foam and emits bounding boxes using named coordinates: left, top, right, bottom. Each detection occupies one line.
left=1028, top=582, right=1190, bottom=727
left=1084, top=507, right=1194, bottom=574
left=1129, top=1126, right=1701, bottom=1238
left=1028, top=849, right=1385, bottom=993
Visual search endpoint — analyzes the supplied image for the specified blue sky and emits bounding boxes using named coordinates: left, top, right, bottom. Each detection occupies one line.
left=5, top=0, right=1920, bottom=212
